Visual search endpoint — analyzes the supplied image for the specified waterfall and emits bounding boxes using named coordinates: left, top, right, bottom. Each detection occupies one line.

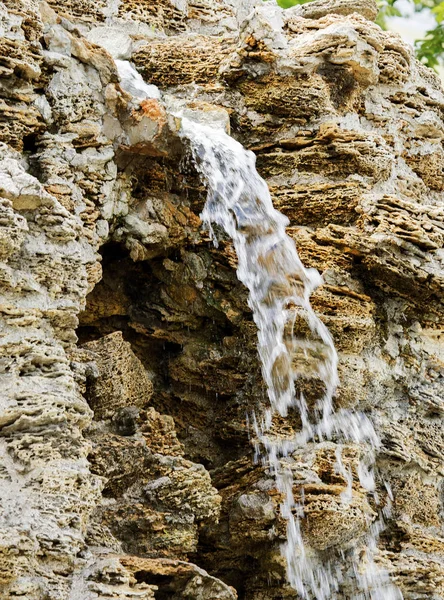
left=180, top=118, right=402, bottom=600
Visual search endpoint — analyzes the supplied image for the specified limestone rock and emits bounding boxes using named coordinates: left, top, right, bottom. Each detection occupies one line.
left=133, top=36, right=235, bottom=87
left=119, top=557, right=238, bottom=600
left=82, top=331, right=154, bottom=421
left=0, top=0, right=443, bottom=598
left=82, top=329, right=222, bottom=580
left=289, top=0, right=379, bottom=21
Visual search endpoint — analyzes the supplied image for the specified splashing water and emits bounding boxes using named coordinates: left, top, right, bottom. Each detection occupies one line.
left=180, top=118, right=401, bottom=600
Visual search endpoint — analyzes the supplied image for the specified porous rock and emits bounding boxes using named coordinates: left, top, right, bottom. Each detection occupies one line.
left=0, top=0, right=443, bottom=598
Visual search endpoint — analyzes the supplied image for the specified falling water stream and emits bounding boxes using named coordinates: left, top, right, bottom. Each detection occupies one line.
left=180, top=118, right=402, bottom=600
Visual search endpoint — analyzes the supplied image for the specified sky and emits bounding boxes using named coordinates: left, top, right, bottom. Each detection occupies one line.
left=386, top=0, right=436, bottom=45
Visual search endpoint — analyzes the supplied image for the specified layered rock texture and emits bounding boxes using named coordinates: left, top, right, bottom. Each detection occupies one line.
left=0, top=0, right=443, bottom=598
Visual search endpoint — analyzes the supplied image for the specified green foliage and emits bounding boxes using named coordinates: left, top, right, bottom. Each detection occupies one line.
left=413, top=0, right=443, bottom=9
left=433, top=2, right=444, bottom=21
left=412, top=1, right=444, bottom=68
left=276, top=0, right=311, bottom=7
left=416, top=23, right=444, bottom=67
left=273, top=0, right=444, bottom=71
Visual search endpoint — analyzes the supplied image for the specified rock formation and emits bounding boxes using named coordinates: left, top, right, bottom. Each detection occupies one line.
left=0, top=0, right=443, bottom=598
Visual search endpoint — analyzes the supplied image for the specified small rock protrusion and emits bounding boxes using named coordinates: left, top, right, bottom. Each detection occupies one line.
left=289, top=0, right=378, bottom=21
left=114, top=406, right=140, bottom=436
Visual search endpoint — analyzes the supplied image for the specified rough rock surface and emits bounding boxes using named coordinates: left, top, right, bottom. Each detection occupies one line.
left=0, top=0, right=443, bottom=599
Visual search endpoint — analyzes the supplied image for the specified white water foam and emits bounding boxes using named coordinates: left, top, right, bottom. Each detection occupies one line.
left=180, top=117, right=402, bottom=600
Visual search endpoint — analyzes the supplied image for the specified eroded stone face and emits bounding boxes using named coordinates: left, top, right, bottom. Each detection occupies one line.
left=0, top=0, right=443, bottom=598
left=82, top=331, right=154, bottom=420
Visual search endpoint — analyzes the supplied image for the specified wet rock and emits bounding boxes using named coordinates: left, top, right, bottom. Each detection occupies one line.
left=0, top=0, right=443, bottom=598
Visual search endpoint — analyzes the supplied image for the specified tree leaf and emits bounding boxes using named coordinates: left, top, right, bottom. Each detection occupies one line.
left=276, top=0, right=312, bottom=7
left=432, top=2, right=444, bottom=22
